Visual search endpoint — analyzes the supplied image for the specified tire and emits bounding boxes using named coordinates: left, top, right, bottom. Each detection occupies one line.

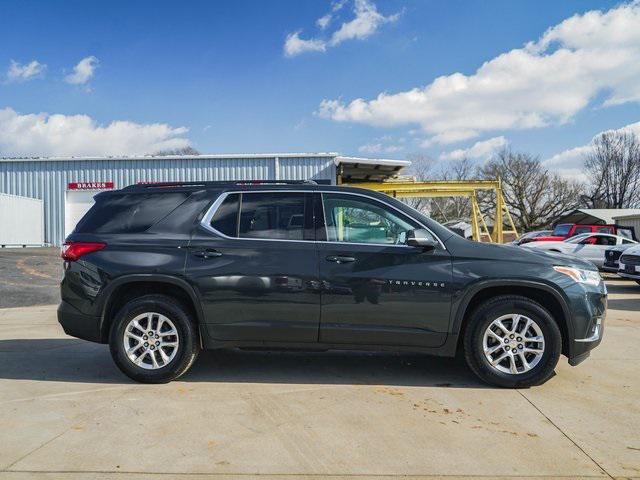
left=109, top=294, right=200, bottom=383
left=463, top=295, right=562, bottom=388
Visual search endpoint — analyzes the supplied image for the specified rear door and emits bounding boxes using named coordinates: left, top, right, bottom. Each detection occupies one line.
left=316, top=192, right=452, bottom=348
left=185, top=190, right=321, bottom=343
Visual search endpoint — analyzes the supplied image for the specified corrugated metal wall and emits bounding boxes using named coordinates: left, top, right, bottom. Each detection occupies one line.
left=0, top=155, right=336, bottom=246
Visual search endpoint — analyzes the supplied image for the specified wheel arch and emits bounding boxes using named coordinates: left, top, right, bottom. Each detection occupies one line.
left=452, top=280, right=574, bottom=357
left=98, top=274, right=204, bottom=343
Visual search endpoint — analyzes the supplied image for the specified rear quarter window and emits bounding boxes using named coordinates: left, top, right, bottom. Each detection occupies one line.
left=74, top=192, right=189, bottom=234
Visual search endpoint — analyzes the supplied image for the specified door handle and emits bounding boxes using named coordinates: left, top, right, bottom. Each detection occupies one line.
left=326, top=255, right=356, bottom=264
left=193, top=249, right=223, bottom=259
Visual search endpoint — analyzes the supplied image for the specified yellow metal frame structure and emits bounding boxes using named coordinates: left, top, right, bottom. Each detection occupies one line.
left=347, top=179, right=519, bottom=243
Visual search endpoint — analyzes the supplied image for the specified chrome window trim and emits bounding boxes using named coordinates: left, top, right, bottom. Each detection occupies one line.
left=200, top=189, right=446, bottom=249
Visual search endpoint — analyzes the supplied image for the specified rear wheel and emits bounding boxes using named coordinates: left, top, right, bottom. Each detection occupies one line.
left=109, top=294, right=200, bottom=383
left=463, top=295, right=561, bottom=388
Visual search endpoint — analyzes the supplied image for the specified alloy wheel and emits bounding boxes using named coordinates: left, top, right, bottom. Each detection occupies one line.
left=482, top=314, right=545, bottom=375
left=123, top=312, right=179, bottom=370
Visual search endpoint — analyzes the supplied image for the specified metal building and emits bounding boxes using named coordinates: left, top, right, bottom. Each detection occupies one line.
left=0, top=153, right=409, bottom=246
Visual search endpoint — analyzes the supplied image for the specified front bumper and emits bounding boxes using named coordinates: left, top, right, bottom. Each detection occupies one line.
left=57, top=300, right=102, bottom=343
left=618, top=261, right=640, bottom=279
left=564, top=281, right=607, bottom=365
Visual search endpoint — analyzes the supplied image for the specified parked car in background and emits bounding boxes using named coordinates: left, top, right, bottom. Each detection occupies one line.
left=527, top=223, right=635, bottom=243
left=510, top=230, right=553, bottom=246
left=521, top=233, right=637, bottom=269
left=603, top=244, right=638, bottom=273
left=618, top=245, right=640, bottom=285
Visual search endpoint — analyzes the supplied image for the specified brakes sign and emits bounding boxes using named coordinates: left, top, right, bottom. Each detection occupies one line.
left=68, top=182, right=114, bottom=190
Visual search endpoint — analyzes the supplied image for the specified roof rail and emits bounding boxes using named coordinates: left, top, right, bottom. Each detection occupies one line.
left=123, top=179, right=318, bottom=190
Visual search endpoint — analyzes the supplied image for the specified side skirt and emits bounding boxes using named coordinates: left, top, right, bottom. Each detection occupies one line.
left=199, top=325, right=459, bottom=357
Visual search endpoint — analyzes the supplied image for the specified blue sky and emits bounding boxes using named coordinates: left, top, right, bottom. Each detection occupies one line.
left=1, top=0, right=638, bottom=177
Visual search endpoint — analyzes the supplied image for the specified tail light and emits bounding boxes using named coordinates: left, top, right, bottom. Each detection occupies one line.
left=61, top=242, right=106, bottom=261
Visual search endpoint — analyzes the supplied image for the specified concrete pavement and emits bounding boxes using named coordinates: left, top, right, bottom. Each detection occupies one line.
left=0, top=280, right=638, bottom=479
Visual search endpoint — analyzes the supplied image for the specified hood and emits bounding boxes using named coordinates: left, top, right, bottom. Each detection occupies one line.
left=622, top=244, right=640, bottom=255
left=446, top=236, right=597, bottom=270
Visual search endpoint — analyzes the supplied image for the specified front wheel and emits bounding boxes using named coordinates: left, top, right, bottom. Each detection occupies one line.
left=463, top=295, right=561, bottom=388
left=109, top=294, right=200, bottom=383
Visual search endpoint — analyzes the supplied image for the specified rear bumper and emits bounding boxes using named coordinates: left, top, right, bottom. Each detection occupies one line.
left=57, top=300, right=103, bottom=343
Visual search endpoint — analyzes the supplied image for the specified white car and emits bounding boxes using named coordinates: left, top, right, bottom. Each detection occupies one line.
left=521, top=233, right=638, bottom=269
left=618, top=244, right=640, bottom=285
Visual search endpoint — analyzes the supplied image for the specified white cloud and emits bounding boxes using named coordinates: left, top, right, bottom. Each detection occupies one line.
left=318, top=2, right=640, bottom=143
left=358, top=142, right=403, bottom=154
left=317, top=0, right=347, bottom=29
left=0, top=107, right=191, bottom=157
left=284, top=31, right=327, bottom=57
left=6, top=60, right=46, bottom=82
left=284, top=0, right=399, bottom=57
left=543, top=121, right=640, bottom=179
left=440, top=136, right=508, bottom=160
left=329, top=0, right=399, bottom=46
left=65, top=56, right=99, bottom=85
left=317, top=14, right=333, bottom=30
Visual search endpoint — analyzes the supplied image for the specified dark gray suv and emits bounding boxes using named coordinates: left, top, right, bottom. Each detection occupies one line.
left=58, top=181, right=606, bottom=387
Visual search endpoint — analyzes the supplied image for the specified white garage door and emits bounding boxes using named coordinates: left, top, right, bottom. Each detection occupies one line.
left=64, top=190, right=98, bottom=238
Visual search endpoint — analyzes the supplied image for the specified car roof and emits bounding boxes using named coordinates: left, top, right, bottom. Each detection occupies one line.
left=109, top=181, right=388, bottom=196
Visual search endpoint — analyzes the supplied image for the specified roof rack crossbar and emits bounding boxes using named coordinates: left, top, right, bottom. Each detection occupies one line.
left=124, top=179, right=318, bottom=189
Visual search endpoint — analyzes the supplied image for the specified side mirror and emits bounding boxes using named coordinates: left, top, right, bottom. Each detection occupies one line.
left=406, top=229, right=438, bottom=250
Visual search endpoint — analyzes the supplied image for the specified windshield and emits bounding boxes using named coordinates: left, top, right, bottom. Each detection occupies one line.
left=553, top=224, right=572, bottom=236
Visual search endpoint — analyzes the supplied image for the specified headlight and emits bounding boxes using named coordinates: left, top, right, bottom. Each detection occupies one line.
left=553, top=266, right=602, bottom=286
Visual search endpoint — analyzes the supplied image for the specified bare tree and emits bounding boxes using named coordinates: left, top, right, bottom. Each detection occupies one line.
left=584, top=131, right=640, bottom=208
left=480, top=148, right=582, bottom=232
left=404, top=153, right=437, bottom=214
left=403, top=154, right=474, bottom=223
left=153, top=146, right=201, bottom=156
left=434, top=158, right=474, bottom=222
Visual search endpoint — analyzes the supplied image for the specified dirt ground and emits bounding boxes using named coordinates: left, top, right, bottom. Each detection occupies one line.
left=0, top=248, right=61, bottom=308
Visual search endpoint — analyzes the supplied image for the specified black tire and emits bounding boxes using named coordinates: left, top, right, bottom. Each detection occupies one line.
left=109, top=294, right=200, bottom=383
left=463, top=295, right=561, bottom=388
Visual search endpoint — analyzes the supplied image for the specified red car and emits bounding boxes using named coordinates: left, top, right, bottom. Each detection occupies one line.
left=529, top=224, right=617, bottom=243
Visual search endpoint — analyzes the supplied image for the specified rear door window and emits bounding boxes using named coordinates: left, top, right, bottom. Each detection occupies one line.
left=238, top=192, right=308, bottom=240
left=74, top=192, right=189, bottom=234
left=207, top=191, right=313, bottom=241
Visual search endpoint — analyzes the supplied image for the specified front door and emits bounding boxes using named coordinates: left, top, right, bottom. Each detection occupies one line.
left=317, top=192, right=452, bottom=348
left=186, top=190, right=320, bottom=343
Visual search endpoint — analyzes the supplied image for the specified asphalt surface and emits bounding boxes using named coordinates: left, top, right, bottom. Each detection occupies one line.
left=0, top=248, right=61, bottom=308
left=0, top=277, right=638, bottom=479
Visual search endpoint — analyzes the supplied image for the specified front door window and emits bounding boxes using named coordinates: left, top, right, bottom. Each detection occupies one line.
left=322, top=193, right=427, bottom=246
